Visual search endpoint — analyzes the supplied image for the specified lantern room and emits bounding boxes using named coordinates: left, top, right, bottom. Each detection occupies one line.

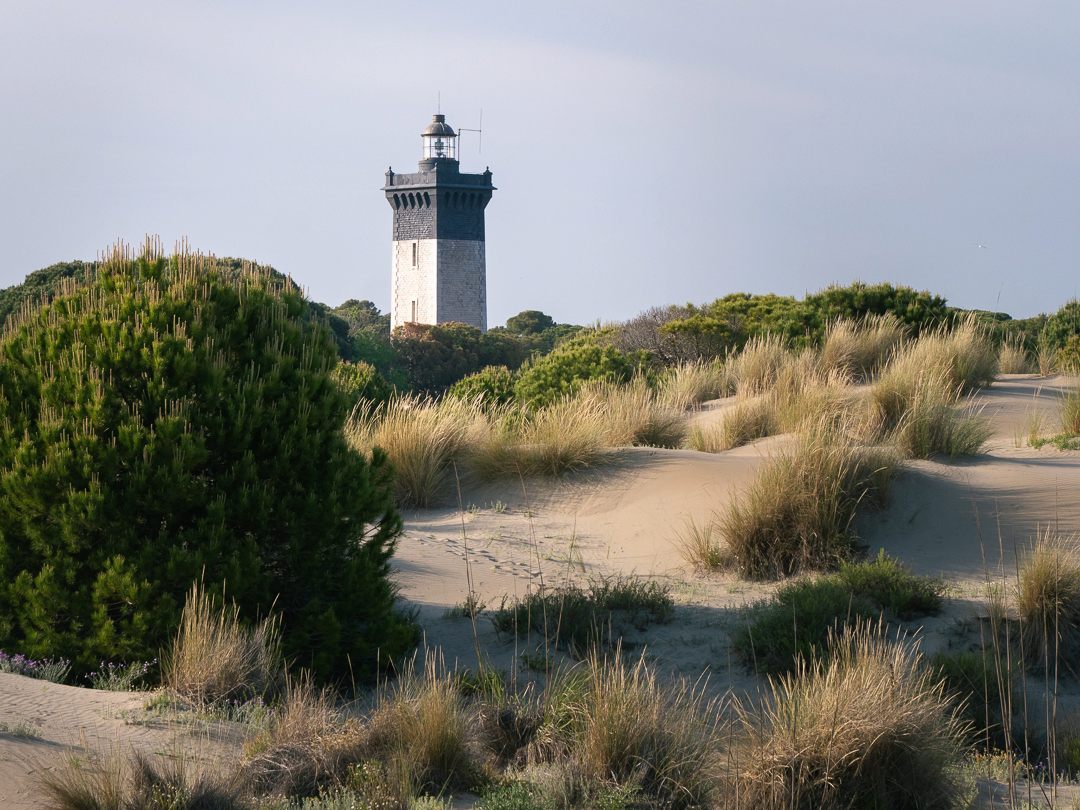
left=421, top=114, right=457, bottom=161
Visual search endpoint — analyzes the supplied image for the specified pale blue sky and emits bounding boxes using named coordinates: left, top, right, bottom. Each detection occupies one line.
left=2, top=1, right=1077, bottom=326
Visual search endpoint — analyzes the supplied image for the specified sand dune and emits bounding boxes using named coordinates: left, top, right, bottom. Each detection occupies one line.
left=2, top=373, right=1077, bottom=807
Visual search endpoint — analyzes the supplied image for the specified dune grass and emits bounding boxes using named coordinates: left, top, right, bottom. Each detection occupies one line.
left=672, top=514, right=732, bottom=572
left=999, top=333, right=1032, bottom=374
left=38, top=743, right=245, bottom=810
left=819, top=313, right=906, bottom=379
left=720, top=419, right=899, bottom=578
left=1061, top=378, right=1080, bottom=436
left=874, top=316, right=997, bottom=426
left=580, top=377, right=689, bottom=449
left=467, top=397, right=609, bottom=479
left=888, top=372, right=993, bottom=460
left=732, top=622, right=968, bottom=810
left=491, top=576, right=674, bottom=656
left=346, top=395, right=486, bottom=507
left=163, top=582, right=282, bottom=708
left=732, top=333, right=789, bottom=395
left=240, top=675, right=370, bottom=799
left=711, top=395, right=776, bottom=450
left=365, top=653, right=479, bottom=796
left=1016, top=529, right=1080, bottom=669
left=564, top=649, right=725, bottom=808
left=658, top=358, right=737, bottom=410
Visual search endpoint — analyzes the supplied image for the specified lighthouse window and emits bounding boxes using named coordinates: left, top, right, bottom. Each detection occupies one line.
left=411, top=242, right=417, bottom=266
left=411, top=300, right=417, bottom=322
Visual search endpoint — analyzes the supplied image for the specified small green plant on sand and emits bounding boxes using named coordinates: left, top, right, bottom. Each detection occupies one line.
left=491, top=576, right=674, bottom=655
left=734, top=552, right=943, bottom=673
left=443, top=592, right=487, bottom=620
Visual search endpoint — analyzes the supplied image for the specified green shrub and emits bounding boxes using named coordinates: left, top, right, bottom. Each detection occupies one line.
left=514, top=344, right=631, bottom=408
left=1057, top=335, right=1080, bottom=374
left=491, top=576, right=674, bottom=656
left=331, top=359, right=394, bottom=414
left=734, top=553, right=942, bottom=673
left=448, top=365, right=516, bottom=407
left=390, top=321, right=524, bottom=396
left=1039, top=298, right=1080, bottom=354
left=834, top=550, right=944, bottom=617
left=0, top=244, right=413, bottom=681
left=733, top=578, right=881, bottom=673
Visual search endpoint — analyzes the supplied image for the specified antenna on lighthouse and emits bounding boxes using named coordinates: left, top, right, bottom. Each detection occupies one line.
left=458, top=109, right=483, bottom=154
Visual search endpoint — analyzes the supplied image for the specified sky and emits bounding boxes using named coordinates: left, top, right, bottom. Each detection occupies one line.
left=1, top=1, right=1077, bottom=327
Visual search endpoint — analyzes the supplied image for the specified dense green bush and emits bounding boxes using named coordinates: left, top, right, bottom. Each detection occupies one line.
left=448, top=365, right=516, bottom=407
left=734, top=553, right=944, bottom=673
left=0, top=245, right=414, bottom=681
left=1040, top=298, right=1080, bottom=354
left=505, top=309, right=555, bottom=335
left=0, top=260, right=97, bottom=324
left=390, top=321, right=525, bottom=396
left=513, top=344, right=632, bottom=408
left=659, top=282, right=950, bottom=354
left=332, top=360, right=394, bottom=414
left=834, top=550, right=944, bottom=617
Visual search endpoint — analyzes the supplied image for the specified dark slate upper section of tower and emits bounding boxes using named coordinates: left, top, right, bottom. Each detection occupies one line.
left=383, top=161, right=495, bottom=242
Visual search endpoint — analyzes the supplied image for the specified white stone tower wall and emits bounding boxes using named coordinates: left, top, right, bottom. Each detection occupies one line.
left=390, top=239, right=437, bottom=330
left=436, top=240, right=487, bottom=331
left=390, top=239, right=486, bottom=331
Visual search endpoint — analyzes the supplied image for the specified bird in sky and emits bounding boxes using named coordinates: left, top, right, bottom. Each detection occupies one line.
left=977, top=244, right=989, bottom=249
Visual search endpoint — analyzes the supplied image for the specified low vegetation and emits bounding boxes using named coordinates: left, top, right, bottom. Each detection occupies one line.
left=733, top=552, right=944, bottom=672
left=1015, top=529, right=1080, bottom=668
left=491, top=576, right=675, bottom=655
left=163, top=583, right=283, bottom=707
left=733, top=623, right=968, bottom=810
left=720, top=419, right=899, bottom=578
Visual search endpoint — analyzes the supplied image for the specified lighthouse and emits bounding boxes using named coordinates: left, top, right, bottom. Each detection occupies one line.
left=384, top=114, right=495, bottom=332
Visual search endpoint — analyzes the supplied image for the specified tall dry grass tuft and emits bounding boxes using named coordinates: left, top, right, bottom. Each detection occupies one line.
left=1016, top=529, right=1080, bottom=668
left=732, top=622, right=968, bottom=810
left=875, top=316, right=997, bottom=425
left=38, top=742, right=245, bottom=810
left=709, top=395, right=775, bottom=451
left=534, top=650, right=725, bottom=809
left=163, top=582, right=282, bottom=707
left=366, top=652, right=478, bottom=795
left=889, top=372, right=992, bottom=460
left=820, top=314, right=906, bottom=379
left=240, top=674, right=370, bottom=799
left=582, top=377, right=689, bottom=448
left=658, top=358, right=737, bottom=410
left=720, top=418, right=898, bottom=578
left=468, top=395, right=610, bottom=479
left=770, top=362, right=860, bottom=436
left=672, top=515, right=732, bottom=572
left=999, top=333, right=1032, bottom=374
left=1060, top=378, right=1080, bottom=435
left=733, top=334, right=790, bottom=395
left=346, top=395, right=486, bottom=507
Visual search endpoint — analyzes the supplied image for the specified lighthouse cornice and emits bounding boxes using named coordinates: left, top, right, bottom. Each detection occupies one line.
left=383, top=168, right=494, bottom=192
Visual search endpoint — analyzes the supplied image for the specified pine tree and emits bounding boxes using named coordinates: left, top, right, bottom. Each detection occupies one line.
left=0, top=241, right=413, bottom=680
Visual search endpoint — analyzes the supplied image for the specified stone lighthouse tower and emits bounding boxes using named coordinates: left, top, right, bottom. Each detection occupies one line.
left=384, top=114, right=495, bottom=331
